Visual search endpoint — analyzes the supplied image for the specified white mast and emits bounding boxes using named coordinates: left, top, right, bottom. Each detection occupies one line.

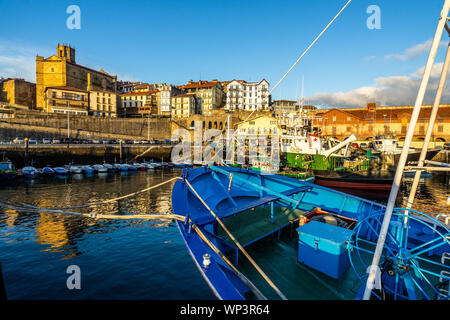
left=362, top=0, right=450, bottom=300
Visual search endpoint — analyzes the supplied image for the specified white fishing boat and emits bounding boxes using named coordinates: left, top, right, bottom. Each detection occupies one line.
left=93, top=164, right=108, bottom=173
left=68, top=165, right=83, bottom=174
left=372, top=135, right=441, bottom=166
left=102, top=163, right=115, bottom=171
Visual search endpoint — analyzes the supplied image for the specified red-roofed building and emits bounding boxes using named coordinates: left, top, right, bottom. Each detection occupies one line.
left=177, top=80, right=224, bottom=113
left=315, top=103, right=450, bottom=142
left=120, top=89, right=160, bottom=117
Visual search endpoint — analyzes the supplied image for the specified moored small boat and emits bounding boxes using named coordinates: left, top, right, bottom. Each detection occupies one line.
left=40, top=167, right=55, bottom=176
left=53, top=167, right=69, bottom=175
left=313, top=173, right=394, bottom=200
left=403, top=170, right=432, bottom=179
left=127, top=164, right=139, bottom=171
left=0, top=161, right=17, bottom=180
left=93, top=164, right=108, bottom=173
left=133, top=163, right=147, bottom=170
left=114, top=163, right=128, bottom=171
left=143, top=163, right=155, bottom=170
left=68, top=165, right=83, bottom=174
left=81, top=165, right=94, bottom=174
left=21, top=166, right=40, bottom=178
left=103, top=163, right=116, bottom=172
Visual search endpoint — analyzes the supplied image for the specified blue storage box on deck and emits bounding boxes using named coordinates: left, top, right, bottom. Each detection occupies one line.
left=297, top=220, right=353, bottom=279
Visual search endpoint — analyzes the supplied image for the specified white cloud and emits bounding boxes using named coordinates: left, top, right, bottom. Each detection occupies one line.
left=384, top=39, right=447, bottom=61
left=0, top=41, right=51, bottom=82
left=306, top=63, right=450, bottom=108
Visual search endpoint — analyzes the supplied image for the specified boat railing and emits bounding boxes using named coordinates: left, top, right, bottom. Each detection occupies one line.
left=440, top=253, right=450, bottom=298
left=435, top=213, right=450, bottom=229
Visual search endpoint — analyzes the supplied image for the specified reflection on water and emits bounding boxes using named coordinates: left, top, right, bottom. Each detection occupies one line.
left=0, top=169, right=448, bottom=299
left=400, top=173, right=450, bottom=215
left=0, top=169, right=215, bottom=299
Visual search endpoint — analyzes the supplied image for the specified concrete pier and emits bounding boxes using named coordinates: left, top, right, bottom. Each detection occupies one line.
left=0, top=144, right=172, bottom=167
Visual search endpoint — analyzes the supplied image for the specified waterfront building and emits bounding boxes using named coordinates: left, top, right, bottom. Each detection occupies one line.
left=225, top=79, right=270, bottom=111
left=44, top=86, right=89, bottom=115
left=116, top=81, right=146, bottom=94
left=158, top=84, right=184, bottom=116
left=0, top=78, right=36, bottom=109
left=89, top=90, right=118, bottom=117
left=272, top=100, right=297, bottom=114
left=120, top=89, right=159, bottom=117
left=134, top=83, right=156, bottom=92
left=315, top=103, right=450, bottom=142
left=36, top=44, right=117, bottom=111
left=171, top=94, right=196, bottom=118
left=178, top=80, right=224, bottom=114
left=235, top=115, right=279, bottom=137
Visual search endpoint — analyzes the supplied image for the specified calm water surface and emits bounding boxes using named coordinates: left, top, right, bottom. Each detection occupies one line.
left=0, top=169, right=448, bottom=299
left=0, top=169, right=215, bottom=299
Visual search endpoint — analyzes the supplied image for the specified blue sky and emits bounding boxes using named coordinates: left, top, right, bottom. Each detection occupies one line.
left=0, top=0, right=449, bottom=107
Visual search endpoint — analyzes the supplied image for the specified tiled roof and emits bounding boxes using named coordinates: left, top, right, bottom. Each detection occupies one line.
left=179, top=80, right=220, bottom=89
left=66, top=61, right=115, bottom=79
left=120, top=89, right=159, bottom=97
left=316, top=105, right=450, bottom=120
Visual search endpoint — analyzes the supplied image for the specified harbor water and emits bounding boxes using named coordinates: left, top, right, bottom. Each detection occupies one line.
left=0, top=168, right=448, bottom=299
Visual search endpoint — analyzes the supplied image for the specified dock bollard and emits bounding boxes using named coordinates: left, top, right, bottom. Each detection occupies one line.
left=24, top=137, right=29, bottom=165
left=120, top=140, right=123, bottom=162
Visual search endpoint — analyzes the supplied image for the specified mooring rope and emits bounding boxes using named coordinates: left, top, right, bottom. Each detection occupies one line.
left=0, top=175, right=272, bottom=300
left=0, top=177, right=182, bottom=211
left=184, top=179, right=288, bottom=300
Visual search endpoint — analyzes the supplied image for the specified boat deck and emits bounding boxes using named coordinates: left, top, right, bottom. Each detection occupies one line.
left=215, top=204, right=365, bottom=299
left=230, top=236, right=362, bottom=300
left=217, top=205, right=306, bottom=249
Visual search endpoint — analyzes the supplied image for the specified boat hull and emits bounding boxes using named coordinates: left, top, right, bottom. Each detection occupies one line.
left=171, top=166, right=449, bottom=300
left=314, top=175, right=392, bottom=200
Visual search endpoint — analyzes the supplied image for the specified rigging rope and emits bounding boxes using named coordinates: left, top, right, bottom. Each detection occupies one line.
left=184, top=179, right=288, bottom=300
left=0, top=177, right=182, bottom=211
left=242, top=0, right=353, bottom=124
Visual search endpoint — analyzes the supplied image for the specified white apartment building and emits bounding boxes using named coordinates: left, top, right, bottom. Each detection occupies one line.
left=226, top=79, right=270, bottom=111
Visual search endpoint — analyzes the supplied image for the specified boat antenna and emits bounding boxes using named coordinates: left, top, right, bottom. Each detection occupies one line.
left=243, top=0, right=352, bottom=123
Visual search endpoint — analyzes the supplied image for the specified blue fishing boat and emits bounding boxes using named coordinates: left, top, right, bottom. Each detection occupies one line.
left=114, top=163, right=128, bottom=171
left=81, top=165, right=94, bottom=174
left=404, top=170, right=432, bottom=179
left=171, top=165, right=449, bottom=300
left=127, top=164, right=139, bottom=171
left=40, top=167, right=55, bottom=176
left=68, top=164, right=83, bottom=174
left=103, top=163, right=117, bottom=172
left=21, top=166, right=40, bottom=179
left=53, top=167, right=69, bottom=175
left=93, top=164, right=108, bottom=173
left=0, top=161, right=16, bottom=180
